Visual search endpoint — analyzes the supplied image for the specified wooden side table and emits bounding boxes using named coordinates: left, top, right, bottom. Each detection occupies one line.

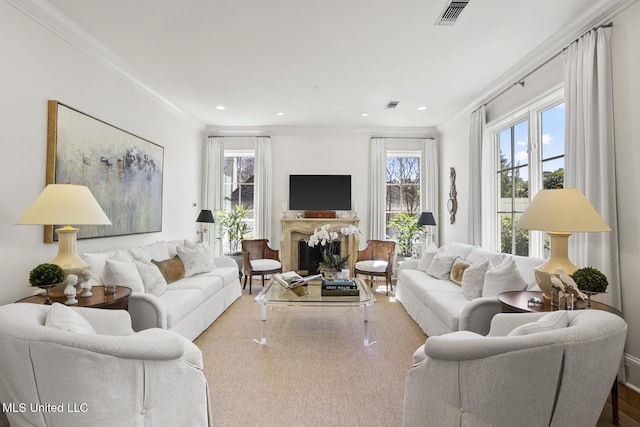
left=497, top=290, right=622, bottom=425
left=17, top=285, right=132, bottom=310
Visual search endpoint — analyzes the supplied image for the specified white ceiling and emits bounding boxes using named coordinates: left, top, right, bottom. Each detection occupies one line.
left=37, top=0, right=628, bottom=128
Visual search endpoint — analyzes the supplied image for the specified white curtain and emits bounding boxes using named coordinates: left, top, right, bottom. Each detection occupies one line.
left=254, top=136, right=272, bottom=240
left=480, top=129, right=499, bottom=251
left=468, top=106, right=486, bottom=246
left=421, top=139, right=439, bottom=246
left=369, top=137, right=386, bottom=240
left=204, top=136, right=225, bottom=254
left=563, top=26, right=621, bottom=309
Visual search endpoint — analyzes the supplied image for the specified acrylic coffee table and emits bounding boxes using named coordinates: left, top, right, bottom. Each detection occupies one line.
left=254, top=277, right=377, bottom=346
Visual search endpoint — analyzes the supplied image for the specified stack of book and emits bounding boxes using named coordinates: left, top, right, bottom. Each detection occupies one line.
left=321, top=279, right=359, bottom=296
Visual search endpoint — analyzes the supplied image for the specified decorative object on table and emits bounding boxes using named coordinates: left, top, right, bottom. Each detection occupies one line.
left=516, top=188, right=610, bottom=300
left=19, top=183, right=111, bottom=298
left=447, top=167, right=457, bottom=224
left=64, top=274, right=78, bottom=305
left=45, top=100, right=163, bottom=240
left=417, top=211, right=437, bottom=247
left=307, top=224, right=362, bottom=275
left=572, top=266, right=609, bottom=308
left=321, top=279, right=359, bottom=297
left=28, top=263, right=66, bottom=305
left=195, top=209, right=215, bottom=244
left=388, top=212, right=422, bottom=258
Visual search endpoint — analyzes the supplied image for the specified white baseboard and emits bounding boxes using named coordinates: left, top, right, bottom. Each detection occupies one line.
left=623, top=352, right=640, bottom=394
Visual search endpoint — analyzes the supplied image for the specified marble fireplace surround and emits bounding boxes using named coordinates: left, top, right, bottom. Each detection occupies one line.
left=280, top=217, right=360, bottom=274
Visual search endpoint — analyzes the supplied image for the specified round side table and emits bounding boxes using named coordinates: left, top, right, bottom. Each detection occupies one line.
left=17, top=285, right=132, bottom=310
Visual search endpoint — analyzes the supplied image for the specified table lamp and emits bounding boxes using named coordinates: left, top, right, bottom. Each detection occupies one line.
left=196, top=209, right=215, bottom=243
left=516, top=188, right=610, bottom=300
left=418, top=212, right=437, bottom=246
left=19, top=184, right=111, bottom=296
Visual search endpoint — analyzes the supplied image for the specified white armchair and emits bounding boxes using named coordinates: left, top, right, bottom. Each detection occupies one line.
left=0, top=303, right=211, bottom=427
left=403, top=310, right=627, bottom=427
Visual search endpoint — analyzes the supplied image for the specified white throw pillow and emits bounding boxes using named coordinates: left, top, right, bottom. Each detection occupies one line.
left=416, top=246, right=438, bottom=273
left=134, top=260, right=168, bottom=296
left=508, top=311, right=569, bottom=336
left=461, top=259, right=490, bottom=300
left=177, top=245, right=216, bottom=277
left=45, top=303, right=97, bottom=334
left=449, top=258, right=471, bottom=285
left=426, top=251, right=459, bottom=280
left=482, top=256, right=528, bottom=297
left=129, top=247, right=152, bottom=263
left=102, top=259, right=145, bottom=293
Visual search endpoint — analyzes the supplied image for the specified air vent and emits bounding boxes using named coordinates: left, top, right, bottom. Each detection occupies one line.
left=385, top=100, right=400, bottom=109
left=436, top=0, right=470, bottom=26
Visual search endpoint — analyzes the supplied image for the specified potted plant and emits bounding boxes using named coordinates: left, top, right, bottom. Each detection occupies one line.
left=388, top=212, right=422, bottom=258
left=307, top=224, right=361, bottom=277
left=214, top=204, right=251, bottom=269
left=29, top=263, right=66, bottom=304
left=571, top=267, right=609, bottom=293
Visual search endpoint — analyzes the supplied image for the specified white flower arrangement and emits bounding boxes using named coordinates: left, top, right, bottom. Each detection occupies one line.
left=308, top=224, right=362, bottom=270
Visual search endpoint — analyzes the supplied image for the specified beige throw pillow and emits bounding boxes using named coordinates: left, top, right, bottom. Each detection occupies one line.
left=151, top=255, right=185, bottom=284
left=449, top=258, right=471, bottom=285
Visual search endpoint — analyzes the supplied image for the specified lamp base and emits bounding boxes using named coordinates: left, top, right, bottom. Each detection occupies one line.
left=534, top=232, right=577, bottom=299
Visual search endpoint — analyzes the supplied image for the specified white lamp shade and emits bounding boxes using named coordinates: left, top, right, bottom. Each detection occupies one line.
left=19, top=184, right=111, bottom=226
left=516, top=188, right=610, bottom=233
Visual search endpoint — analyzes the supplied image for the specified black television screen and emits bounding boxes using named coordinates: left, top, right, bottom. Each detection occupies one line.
left=289, top=175, right=351, bottom=211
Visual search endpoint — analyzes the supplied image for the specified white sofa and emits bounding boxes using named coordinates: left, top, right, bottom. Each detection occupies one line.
left=82, top=239, right=242, bottom=340
left=396, top=242, right=544, bottom=336
left=403, top=309, right=628, bottom=427
left=0, top=302, right=211, bottom=427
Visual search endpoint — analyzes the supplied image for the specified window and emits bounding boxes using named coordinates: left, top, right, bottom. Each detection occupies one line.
left=489, top=90, right=564, bottom=257
left=386, top=151, right=421, bottom=255
left=221, top=150, right=254, bottom=251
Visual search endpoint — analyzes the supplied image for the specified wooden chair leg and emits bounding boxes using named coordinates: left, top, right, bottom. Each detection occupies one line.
left=243, top=274, right=247, bottom=289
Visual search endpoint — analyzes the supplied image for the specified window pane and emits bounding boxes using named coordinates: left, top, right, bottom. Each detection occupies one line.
left=542, top=158, right=564, bottom=189
left=499, top=170, right=512, bottom=201
left=513, top=120, right=529, bottom=167
left=542, top=103, right=565, bottom=160
left=499, top=129, right=512, bottom=171
left=513, top=165, right=529, bottom=201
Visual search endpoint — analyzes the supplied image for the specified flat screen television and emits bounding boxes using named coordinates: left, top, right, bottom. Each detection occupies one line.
left=289, top=175, right=351, bottom=211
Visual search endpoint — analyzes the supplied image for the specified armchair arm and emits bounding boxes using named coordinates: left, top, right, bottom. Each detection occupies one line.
left=73, top=306, right=133, bottom=336
left=128, top=292, right=168, bottom=331
left=458, top=297, right=502, bottom=335
left=264, top=246, right=279, bottom=260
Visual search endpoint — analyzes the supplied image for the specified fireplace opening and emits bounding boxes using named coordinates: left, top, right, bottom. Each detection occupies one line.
left=298, top=240, right=341, bottom=274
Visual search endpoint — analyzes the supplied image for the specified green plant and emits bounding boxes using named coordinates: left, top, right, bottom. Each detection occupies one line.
left=388, top=212, right=422, bottom=257
left=571, top=267, right=609, bottom=293
left=29, top=263, right=65, bottom=287
left=214, top=204, right=250, bottom=254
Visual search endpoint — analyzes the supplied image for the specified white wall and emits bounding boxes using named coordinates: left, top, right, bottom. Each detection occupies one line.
left=437, top=1, right=640, bottom=392
left=0, top=1, right=205, bottom=305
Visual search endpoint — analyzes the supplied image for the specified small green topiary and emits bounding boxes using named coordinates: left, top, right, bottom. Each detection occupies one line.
left=571, top=267, right=608, bottom=293
left=28, top=263, right=65, bottom=287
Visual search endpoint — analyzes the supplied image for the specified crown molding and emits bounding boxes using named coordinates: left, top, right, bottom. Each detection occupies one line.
left=5, top=0, right=203, bottom=126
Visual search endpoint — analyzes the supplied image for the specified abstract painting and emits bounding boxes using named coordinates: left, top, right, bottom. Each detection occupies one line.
left=45, top=100, right=164, bottom=241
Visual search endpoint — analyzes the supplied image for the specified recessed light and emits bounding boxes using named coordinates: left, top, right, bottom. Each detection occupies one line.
left=216, top=105, right=226, bottom=110
left=417, top=106, right=427, bottom=111
left=360, top=112, right=369, bottom=117
left=276, top=112, right=285, bottom=116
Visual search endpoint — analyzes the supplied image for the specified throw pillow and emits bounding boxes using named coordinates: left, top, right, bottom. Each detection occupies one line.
left=508, top=311, right=569, bottom=336
left=449, top=258, right=471, bottom=285
left=461, top=259, right=490, bottom=300
left=45, top=303, right=97, bottom=334
left=482, top=256, right=528, bottom=297
left=134, top=260, right=168, bottom=296
left=151, top=255, right=185, bottom=284
left=177, top=245, right=216, bottom=277
left=416, top=246, right=438, bottom=273
left=102, top=259, right=145, bottom=293
left=426, top=251, right=459, bottom=280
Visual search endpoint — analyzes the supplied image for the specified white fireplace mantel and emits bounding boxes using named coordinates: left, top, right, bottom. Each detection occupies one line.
left=280, top=217, right=360, bottom=274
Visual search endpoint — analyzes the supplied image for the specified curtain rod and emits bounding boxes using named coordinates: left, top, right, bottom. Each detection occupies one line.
left=482, top=23, right=613, bottom=108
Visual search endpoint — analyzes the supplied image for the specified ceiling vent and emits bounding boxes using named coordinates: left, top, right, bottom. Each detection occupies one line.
left=436, top=0, right=470, bottom=26
left=385, top=100, right=400, bottom=109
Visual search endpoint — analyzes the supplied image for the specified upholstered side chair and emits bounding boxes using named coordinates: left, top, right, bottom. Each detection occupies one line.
left=354, top=240, right=396, bottom=295
left=241, top=239, right=282, bottom=294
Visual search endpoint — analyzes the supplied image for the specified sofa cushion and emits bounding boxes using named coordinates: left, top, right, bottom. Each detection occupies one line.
left=45, top=303, right=97, bottom=334
left=209, top=266, right=240, bottom=286
left=355, top=260, right=388, bottom=273
left=449, top=258, right=471, bottom=285
left=160, top=289, right=205, bottom=328
left=417, top=246, right=438, bottom=273
left=427, top=251, right=459, bottom=279
left=442, top=242, right=477, bottom=260
left=423, top=291, right=469, bottom=332
left=177, top=245, right=216, bottom=277
left=512, top=255, right=545, bottom=289
left=508, top=311, right=569, bottom=336
left=461, top=259, right=490, bottom=300
left=82, top=250, right=115, bottom=282
left=152, top=256, right=185, bottom=284
left=134, top=260, right=168, bottom=296
left=102, top=259, right=145, bottom=293
left=482, top=257, right=528, bottom=297
left=168, top=273, right=224, bottom=299
left=142, top=242, right=174, bottom=262
left=466, top=249, right=506, bottom=268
